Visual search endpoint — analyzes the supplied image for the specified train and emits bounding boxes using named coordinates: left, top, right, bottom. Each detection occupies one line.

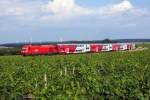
left=21, top=43, right=135, bottom=56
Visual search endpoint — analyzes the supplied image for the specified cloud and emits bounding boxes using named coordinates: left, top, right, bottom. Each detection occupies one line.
left=0, top=0, right=149, bottom=29
left=43, top=0, right=134, bottom=15
left=0, top=0, right=148, bottom=22
left=0, top=0, right=42, bottom=21
left=40, top=0, right=92, bottom=21
left=0, top=0, right=24, bottom=16
left=40, top=0, right=148, bottom=21
left=105, top=0, right=134, bottom=15
left=44, top=0, right=76, bottom=14
left=43, top=0, right=92, bottom=15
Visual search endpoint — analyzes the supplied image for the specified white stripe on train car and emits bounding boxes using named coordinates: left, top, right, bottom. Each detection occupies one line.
left=75, top=44, right=90, bottom=53
left=102, top=44, right=110, bottom=51
left=119, top=43, right=127, bottom=51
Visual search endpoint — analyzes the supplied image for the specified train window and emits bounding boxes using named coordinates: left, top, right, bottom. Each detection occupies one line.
left=103, top=46, right=108, bottom=50
left=78, top=45, right=83, bottom=47
left=120, top=46, right=123, bottom=49
left=103, top=48, right=107, bottom=50
left=22, top=48, right=28, bottom=50
left=76, top=50, right=82, bottom=52
left=78, top=45, right=84, bottom=47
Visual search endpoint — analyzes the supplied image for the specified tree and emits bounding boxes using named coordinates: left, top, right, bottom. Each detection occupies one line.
left=102, top=38, right=112, bottom=43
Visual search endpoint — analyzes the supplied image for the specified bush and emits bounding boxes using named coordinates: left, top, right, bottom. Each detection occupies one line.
left=0, top=48, right=21, bottom=56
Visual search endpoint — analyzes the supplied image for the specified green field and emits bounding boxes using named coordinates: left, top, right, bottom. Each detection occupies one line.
left=0, top=45, right=150, bottom=99
left=136, top=43, right=150, bottom=49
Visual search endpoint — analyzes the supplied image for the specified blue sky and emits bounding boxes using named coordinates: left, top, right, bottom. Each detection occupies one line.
left=0, top=0, right=150, bottom=43
left=77, top=0, right=150, bottom=7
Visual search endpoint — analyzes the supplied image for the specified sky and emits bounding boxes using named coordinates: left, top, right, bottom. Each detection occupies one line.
left=0, top=0, right=150, bottom=43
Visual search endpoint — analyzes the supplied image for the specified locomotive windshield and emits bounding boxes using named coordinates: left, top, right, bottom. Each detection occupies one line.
left=22, top=47, right=28, bottom=50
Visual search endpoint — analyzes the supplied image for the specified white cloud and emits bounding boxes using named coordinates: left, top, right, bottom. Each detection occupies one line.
left=42, top=0, right=92, bottom=20
left=0, top=0, right=41, bottom=21
left=0, top=0, right=148, bottom=22
left=0, top=0, right=24, bottom=16
left=41, top=0, right=147, bottom=21
left=43, top=0, right=134, bottom=15
left=105, top=0, right=134, bottom=15
left=44, top=0, right=75, bottom=14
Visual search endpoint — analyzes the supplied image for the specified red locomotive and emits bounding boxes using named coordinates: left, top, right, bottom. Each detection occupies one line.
left=21, top=43, right=135, bottom=56
left=21, top=45, right=57, bottom=56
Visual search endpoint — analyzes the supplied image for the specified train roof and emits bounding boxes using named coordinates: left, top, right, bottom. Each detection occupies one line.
left=57, top=43, right=134, bottom=45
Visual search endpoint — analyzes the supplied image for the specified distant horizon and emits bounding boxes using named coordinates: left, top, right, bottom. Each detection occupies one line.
left=1, top=38, right=150, bottom=45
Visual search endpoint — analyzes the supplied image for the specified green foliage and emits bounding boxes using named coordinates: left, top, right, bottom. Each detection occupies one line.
left=136, top=43, right=150, bottom=49
left=0, top=48, right=20, bottom=56
left=0, top=49, right=150, bottom=100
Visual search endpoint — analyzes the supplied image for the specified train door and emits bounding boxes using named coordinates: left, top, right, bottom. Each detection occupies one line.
left=123, top=44, right=127, bottom=50
left=132, top=43, right=135, bottom=50
left=120, top=44, right=127, bottom=51
left=75, top=44, right=84, bottom=53
left=109, top=44, right=112, bottom=51
left=85, top=44, right=90, bottom=52
left=65, top=48, right=69, bottom=54
left=96, top=47, right=99, bottom=52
